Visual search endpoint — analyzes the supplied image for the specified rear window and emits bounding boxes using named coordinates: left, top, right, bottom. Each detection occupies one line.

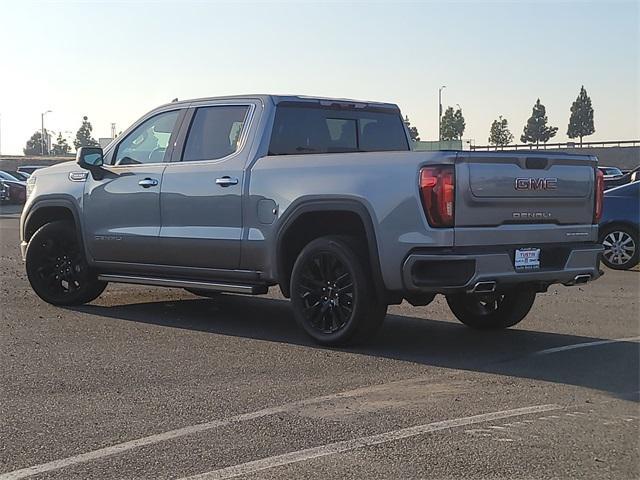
left=268, top=105, right=409, bottom=155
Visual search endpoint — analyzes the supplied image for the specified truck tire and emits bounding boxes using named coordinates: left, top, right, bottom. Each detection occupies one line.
left=290, top=235, right=387, bottom=346
left=26, top=221, right=107, bottom=306
left=446, top=288, right=536, bottom=330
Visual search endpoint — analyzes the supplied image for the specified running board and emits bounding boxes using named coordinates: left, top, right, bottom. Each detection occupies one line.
left=97, top=274, right=268, bottom=295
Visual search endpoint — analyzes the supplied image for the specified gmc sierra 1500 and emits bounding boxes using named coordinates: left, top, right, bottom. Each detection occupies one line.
left=21, top=95, right=604, bottom=345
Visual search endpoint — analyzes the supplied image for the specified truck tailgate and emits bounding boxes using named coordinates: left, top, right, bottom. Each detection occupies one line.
left=454, top=152, right=598, bottom=246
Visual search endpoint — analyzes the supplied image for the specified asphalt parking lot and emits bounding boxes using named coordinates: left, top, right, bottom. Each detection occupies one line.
left=1, top=204, right=639, bottom=480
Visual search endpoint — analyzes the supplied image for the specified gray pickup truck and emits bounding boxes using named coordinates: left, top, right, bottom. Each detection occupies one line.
left=20, top=95, right=604, bottom=345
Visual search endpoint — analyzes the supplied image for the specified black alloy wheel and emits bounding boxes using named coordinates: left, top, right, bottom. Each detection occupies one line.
left=26, top=221, right=106, bottom=305
left=298, top=251, right=355, bottom=334
left=290, top=236, right=387, bottom=345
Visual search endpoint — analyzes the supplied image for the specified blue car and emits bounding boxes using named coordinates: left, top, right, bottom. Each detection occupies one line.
left=599, top=181, right=639, bottom=270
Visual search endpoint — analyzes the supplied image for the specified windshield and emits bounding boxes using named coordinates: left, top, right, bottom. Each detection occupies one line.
left=0, top=171, right=22, bottom=181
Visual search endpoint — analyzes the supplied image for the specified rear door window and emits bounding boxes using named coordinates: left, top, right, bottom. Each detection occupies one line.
left=268, top=105, right=408, bottom=155
left=182, top=106, right=250, bottom=162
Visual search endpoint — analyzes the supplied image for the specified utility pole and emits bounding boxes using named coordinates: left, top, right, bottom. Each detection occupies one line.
left=41, top=110, right=52, bottom=155
left=438, top=86, right=446, bottom=141
left=110, top=123, right=116, bottom=139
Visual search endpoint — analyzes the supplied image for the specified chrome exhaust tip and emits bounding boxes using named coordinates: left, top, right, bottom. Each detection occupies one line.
left=573, top=274, right=591, bottom=285
left=470, top=281, right=497, bottom=293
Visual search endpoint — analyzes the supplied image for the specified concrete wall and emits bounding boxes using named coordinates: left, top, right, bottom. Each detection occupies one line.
left=544, top=146, right=639, bottom=170
left=413, top=140, right=463, bottom=151
left=0, top=156, right=72, bottom=171
left=470, top=146, right=639, bottom=170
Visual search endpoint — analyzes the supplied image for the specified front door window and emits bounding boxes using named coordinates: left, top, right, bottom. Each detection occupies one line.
left=114, top=110, right=180, bottom=165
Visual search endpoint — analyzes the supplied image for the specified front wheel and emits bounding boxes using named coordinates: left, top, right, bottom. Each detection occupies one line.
left=26, top=221, right=107, bottom=306
left=446, top=288, right=536, bottom=330
left=290, top=235, right=387, bottom=346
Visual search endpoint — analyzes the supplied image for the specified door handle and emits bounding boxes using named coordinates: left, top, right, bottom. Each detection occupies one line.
left=215, top=176, right=239, bottom=187
left=138, top=178, right=159, bottom=188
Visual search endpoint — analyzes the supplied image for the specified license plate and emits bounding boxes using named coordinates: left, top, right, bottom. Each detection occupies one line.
left=515, top=248, right=540, bottom=271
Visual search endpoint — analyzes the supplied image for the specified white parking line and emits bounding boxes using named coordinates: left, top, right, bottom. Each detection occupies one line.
left=533, top=336, right=640, bottom=356
left=179, top=404, right=561, bottom=480
left=0, top=376, right=443, bottom=480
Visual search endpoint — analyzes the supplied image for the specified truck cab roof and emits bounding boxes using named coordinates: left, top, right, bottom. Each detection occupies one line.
left=161, top=94, right=400, bottom=111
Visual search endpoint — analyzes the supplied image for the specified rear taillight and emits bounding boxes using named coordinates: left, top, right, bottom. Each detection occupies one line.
left=420, top=166, right=455, bottom=228
left=594, top=168, right=604, bottom=223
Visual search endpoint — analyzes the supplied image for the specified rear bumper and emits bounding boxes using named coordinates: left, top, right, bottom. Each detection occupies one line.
left=402, top=243, right=603, bottom=294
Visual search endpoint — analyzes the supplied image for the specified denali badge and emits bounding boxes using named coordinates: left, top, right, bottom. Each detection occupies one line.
left=515, top=177, right=558, bottom=190
left=68, top=171, right=88, bottom=182
left=513, top=212, right=552, bottom=219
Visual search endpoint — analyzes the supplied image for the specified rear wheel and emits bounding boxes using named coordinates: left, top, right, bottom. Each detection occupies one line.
left=446, top=288, right=536, bottom=330
left=600, top=225, right=639, bottom=270
left=26, top=221, right=106, bottom=306
left=290, top=235, right=387, bottom=346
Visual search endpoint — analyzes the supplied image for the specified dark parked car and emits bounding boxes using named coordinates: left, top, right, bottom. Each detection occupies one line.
left=0, top=180, right=8, bottom=202
left=3, top=170, right=30, bottom=181
left=17, top=165, right=46, bottom=175
left=599, top=181, right=639, bottom=270
left=604, top=165, right=640, bottom=190
left=0, top=171, right=27, bottom=204
left=598, top=166, right=623, bottom=178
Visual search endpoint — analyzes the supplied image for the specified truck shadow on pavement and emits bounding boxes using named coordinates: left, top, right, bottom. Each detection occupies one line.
left=72, top=293, right=639, bottom=402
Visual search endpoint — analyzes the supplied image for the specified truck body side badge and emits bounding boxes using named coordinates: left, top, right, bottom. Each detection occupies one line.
left=68, top=171, right=88, bottom=182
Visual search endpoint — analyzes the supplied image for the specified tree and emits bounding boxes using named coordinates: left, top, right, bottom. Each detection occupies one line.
left=51, top=133, right=71, bottom=155
left=520, top=99, right=558, bottom=146
left=440, top=106, right=465, bottom=141
left=73, top=116, right=99, bottom=150
left=488, top=115, right=514, bottom=148
left=567, top=85, right=595, bottom=146
left=403, top=115, right=420, bottom=141
left=23, top=131, right=46, bottom=156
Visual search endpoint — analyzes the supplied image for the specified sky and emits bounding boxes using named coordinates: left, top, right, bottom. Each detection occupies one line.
left=0, top=0, right=638, bottom=155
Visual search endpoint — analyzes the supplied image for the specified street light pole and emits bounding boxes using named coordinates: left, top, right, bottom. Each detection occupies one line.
left=41, top=110, right=52, bottom=155
left=438, top=85, right=446, bottom=141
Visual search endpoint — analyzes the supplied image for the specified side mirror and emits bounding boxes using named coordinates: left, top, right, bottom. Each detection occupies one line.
left=76, top=147, right=104, bottom=170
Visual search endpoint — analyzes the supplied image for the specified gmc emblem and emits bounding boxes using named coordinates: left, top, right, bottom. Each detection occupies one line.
left=514, top=177, right=558, bottom=191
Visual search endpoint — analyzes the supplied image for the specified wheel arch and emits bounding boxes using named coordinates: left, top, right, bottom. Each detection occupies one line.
left=23, top=198, right=87, bottom=258
left=598, top=220, right=639, bottom=240
left=274, top=198, right=389, bottom=300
